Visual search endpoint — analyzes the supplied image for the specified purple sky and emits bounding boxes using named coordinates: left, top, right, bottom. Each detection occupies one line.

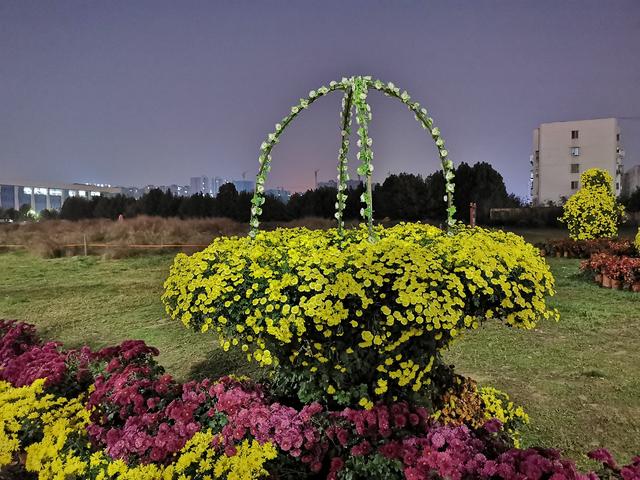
left=1, top=0, right=639, bottom=197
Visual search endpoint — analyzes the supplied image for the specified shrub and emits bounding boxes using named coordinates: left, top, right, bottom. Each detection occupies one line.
left=560, top=169, right=625, bottom=240
left=163, top=223, right=558, bottom=409
left=636, top=228, right=640, bottom=253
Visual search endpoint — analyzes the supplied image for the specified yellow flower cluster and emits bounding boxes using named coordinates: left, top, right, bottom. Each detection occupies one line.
left=560, top=168, right=625, bottom=240
left=635, top=228, right=640, bottom=253
left=163, top=223, right=558, bottom=406
left=86, top=434, right=276, bottom=480
left=479, top=386, right=530, bottom=448
left=212, top=439, right=278, bottom=480
left=0, top=379, right=88, bottom=471
left=24, top=393, right=91, bottom=478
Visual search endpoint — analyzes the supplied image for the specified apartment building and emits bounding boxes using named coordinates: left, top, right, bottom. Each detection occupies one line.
left=530, top=118, right=624, bottom=205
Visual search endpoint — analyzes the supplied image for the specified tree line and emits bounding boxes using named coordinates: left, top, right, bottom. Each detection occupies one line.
left=6, top=161, right=638, bottom=225
left=0, top=162, right=525, bottom=224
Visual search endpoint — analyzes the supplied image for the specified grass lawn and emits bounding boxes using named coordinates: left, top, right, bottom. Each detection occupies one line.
left=0, top=250, right=638, bottom=465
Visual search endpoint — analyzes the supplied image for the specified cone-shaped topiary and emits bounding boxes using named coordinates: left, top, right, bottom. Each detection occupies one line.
left=560, top=168, right=625, bottom=240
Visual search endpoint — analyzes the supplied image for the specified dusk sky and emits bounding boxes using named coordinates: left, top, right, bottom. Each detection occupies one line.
left=1, top=0, right=639, bottom=197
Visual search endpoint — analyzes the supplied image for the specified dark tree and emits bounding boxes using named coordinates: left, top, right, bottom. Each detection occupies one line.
left=373, top=173, right=429, bottom=221
left=622, top=187, right=640, bottom=212
left=261, top=195, right=289, bottom=222
left=138, top=189, right=165, bottom=216
left=60, top=197, right=94, bottom=220
left=450, top=162, right=522, bottom=224
left=39, top=209, right=59, bottom=220
left=423, top=171, right=447, bottom=222
left=216, top=183, right=239, bottom=219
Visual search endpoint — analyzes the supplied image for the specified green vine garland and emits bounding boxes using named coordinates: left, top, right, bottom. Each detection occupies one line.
left=249, top=76, right=456, bottom=239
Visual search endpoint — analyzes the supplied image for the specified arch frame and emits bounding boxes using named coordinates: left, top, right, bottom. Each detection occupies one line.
left=249, top=76, right=456, bottom=239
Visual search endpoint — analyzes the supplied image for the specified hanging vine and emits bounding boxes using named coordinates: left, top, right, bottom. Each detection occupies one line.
left=335, top=86, right=354, bottom=234
left=249, top=76, right=456, bottom=238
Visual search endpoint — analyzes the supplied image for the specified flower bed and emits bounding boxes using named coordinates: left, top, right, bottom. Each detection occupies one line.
left=580, top=253, right=640, bottom=291
left=536, top=238, right=637, bottom=259
left=1, top=320, right=639, bottom=479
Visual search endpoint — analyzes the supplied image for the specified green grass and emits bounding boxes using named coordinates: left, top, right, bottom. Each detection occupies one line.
left=0, top=251, right=258, bottom=382
left=447, top=258, right=640, bottom=464
left=0, top=251, right=638, bottom=464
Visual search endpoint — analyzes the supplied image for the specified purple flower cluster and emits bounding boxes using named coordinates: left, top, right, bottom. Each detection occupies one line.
left=1, top=341, right=67, bottom=387
left=589, top=449, right=640, bottom=480
left=0, top=320, right=40, bottom=365
left=86, top=340, right=198, bottom=464
left=378, top=424, right=596, bottom=480
left=211, top=377, right=326, bottom=472
left=0, top=320, right=96, bottom=394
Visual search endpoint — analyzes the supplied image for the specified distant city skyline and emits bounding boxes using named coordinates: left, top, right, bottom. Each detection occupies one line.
left=1, top=1, right=639, bottom=198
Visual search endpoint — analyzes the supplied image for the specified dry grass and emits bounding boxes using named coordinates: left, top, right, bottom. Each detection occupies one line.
left=3, top=218, right=635, bottom=259
left=0, top=216, right=367, bottom=258
left=0, top=217, right=243, bottom=258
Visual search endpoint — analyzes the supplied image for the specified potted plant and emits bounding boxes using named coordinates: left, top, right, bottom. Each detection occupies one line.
left=602, top=256, right=624, bottom=289
left=621, top=256, right=640, bottom=292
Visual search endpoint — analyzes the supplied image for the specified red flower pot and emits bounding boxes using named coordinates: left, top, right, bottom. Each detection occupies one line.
left=594, top=274, right=602, bottom=284
left=611, top=279, right=622, bottom=290
left=632, top=282, right=640, bottom=293
left=602, top=275, right=612, bottom=288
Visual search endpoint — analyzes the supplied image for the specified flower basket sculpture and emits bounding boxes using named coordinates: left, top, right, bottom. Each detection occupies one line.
left=163, top=76, right=558, bottom=409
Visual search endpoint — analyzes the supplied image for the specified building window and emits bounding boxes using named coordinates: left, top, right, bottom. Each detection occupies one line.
left=0, top=185, right=16, bottom=209
left=616, top=182, right=620, bottom=190
left=571, top=147, right=580, bottom=156
left=617, top=133, right=620, bottom=141
left=571, top=130, right=579, bottom=139
left=570, top=163, right=580, bottom=173
left=571, top=181, right=579, bottom=190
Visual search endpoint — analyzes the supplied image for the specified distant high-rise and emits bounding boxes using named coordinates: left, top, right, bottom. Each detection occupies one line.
left=211, top=177, right=226, bottom=196
left=531, top=118, right=624, bottom=205
left=317, top=179, right=363, bottom=190
left=265, top=188, right=291, bottom=203
left=190, top=176, right=211, bottom=195
left=233, top=180, right=254, bottom=193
